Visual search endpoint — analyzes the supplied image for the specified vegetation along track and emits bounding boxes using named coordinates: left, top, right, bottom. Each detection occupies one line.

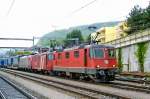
left=0, top=69, right=132, bottom=99
left=0, top=75, right=35, bottom=99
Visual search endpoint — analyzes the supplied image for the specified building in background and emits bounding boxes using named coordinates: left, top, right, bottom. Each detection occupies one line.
left=91, top=22, right=128, bottom=43
left=115, top=22, right=128, bottom=39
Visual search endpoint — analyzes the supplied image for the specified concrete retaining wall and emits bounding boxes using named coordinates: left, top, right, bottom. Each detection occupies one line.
left=116, top=41, right=150, bottom=72
left=104, top=30, right=150, bottom=72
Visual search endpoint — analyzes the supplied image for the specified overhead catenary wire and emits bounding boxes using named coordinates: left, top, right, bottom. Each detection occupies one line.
left=69, top=0, right=98, bottom=15
left=51, top=0, right=99, bottom=30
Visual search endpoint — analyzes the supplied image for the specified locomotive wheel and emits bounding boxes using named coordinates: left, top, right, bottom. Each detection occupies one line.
left=70, top=73, right=80, bottom=79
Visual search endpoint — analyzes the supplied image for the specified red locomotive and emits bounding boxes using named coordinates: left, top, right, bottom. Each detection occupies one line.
left=18, top=44, right=117, bottom=82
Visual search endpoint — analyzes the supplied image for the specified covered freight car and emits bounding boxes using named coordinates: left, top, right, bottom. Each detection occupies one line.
left=19, top=56, right=30, bottom=70
left=7, top=57, right=13, bottom=66
left=7, top=56, right=20, bottom=68
left=0, top=58, right=8, bottom=68
left=12, top=56, right=20, bottom=67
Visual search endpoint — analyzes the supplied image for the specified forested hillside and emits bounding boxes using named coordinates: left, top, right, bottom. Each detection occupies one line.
left=38, top=21, right=120, bottom=46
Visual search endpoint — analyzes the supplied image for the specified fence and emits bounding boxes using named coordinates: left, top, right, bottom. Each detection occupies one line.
left=104, top=30, right=150, bottom=48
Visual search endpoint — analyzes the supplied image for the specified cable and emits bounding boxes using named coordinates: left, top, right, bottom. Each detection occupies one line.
left=51, top=0, right=99, bottom=30
left=69, top=0, right=98, bottom=15
left=6, top=0, right=15, bottom=16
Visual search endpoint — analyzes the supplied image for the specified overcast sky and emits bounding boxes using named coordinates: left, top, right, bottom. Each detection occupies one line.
left=0, top=0, right=149, bottom=47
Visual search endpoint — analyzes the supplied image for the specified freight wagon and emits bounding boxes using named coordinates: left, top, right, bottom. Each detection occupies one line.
left=0, top=58, right=8, bottom=68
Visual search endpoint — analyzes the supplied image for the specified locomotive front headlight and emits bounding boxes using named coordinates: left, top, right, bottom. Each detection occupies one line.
left=104, top=60, right=109, bottom=64
left=113, top=65, right=115, bottom=67
left=96, top=65, right=100, bottom=68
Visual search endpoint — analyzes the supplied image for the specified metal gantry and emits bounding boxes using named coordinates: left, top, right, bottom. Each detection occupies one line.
left=0, top=37, right=34, bottom=48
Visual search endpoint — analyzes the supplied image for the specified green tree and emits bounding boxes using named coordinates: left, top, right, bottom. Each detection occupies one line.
left=127, top=5, right=144, bottom=33
left=86, top=34, right=91, bottom=43
left=64, top=30, right=84, bottom=47
left=127, top=4, right=150, bottom=34
left=6, top=50, right=16, bottom=56
left=144, top=3, right=150, bottom=28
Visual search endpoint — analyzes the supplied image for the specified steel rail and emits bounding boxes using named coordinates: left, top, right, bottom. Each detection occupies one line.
left=0, top=76, right=36, bottom=99
left=109, top=81, right=150, bottom=93
left=0, top=90, right=6, bottom=99
left=115, top=76, right=150, bottom=84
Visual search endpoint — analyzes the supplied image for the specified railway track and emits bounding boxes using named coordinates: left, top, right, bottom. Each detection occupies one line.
left=112, top=75, right=150, bottom=93
left=0, top=75, right=35, bottom=99
left=1, top=68, right=150, bottom=99
left=115, top=75, right=150, bottom=84
left=52, top=73, right=150, bottom=94
left=61, top=76, right=150, bottom=94
left=0, top=69, right=131, bottom=99
left=109, top=81, right=150, bottom=93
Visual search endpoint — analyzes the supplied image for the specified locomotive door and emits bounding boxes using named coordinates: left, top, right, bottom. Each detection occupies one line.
left=84, top=49, right=87, bottom=67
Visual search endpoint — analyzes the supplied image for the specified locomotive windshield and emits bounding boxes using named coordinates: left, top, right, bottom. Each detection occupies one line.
left=90, top=48, right=104, bottom=58
left=108, top=49, right=115, bottom=58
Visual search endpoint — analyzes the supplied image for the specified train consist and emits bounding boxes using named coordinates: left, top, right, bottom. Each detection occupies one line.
left=0, top=44, right=118, bottom=82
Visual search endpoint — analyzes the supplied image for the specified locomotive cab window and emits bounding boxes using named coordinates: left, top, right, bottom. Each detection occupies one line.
left=108, top=49, right=115, bottom=58
left=94, top=48, right=104, bottom=58
left=65, top=52, right=70, bottom=59
left=90, top=48, right=104, bottom=58
left=74, top=51, right=79, bottom=58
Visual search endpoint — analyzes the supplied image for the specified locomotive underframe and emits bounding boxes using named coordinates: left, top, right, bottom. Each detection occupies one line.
left=53, top=66, right=117, bottom=81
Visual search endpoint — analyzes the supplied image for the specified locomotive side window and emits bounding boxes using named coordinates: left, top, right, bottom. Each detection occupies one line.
left=65, top=52, right=70, bottom=59
left=74, top=51, right=79, bottom=58
left=89, top=48, right=94, bottom=58
left=48, top=53, right=53, bottom=60
left=94, top=48, right=104, bottom=58
left=108, top=49, right=115, bottom=57
left=58, top=53, right=62, bottom=59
